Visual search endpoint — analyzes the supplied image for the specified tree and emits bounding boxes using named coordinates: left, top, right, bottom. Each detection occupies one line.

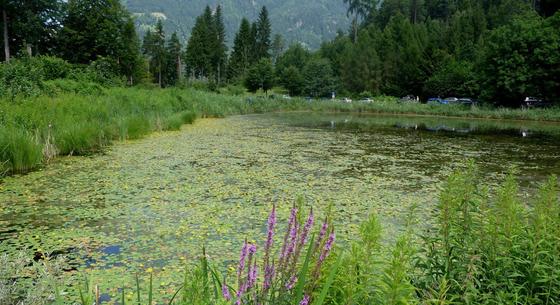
left=228, top=18, right=253, bottom=81
left=279, top=66, right=304, bottom=96
left=276, top=44, right=311, bottom=75
left=343, top=0, right=377, bottom=41
left=340, top=28, right=382, bottom=95
left=244, top=58, right=275, bottom=93
left=302, top=57, right=336, bottom=97
left=58, top=0, right=142, bottom=82
left=184, top=7, right=213, bottom=79
left=213, top=5, right=227, bottom=84
left=424, top=60, right=478, bottom=97
left=478, top=12, right=560, bottom=106
left=164, top=32, right=182, bottom=86
left=142, top=20, right=166, bottom=87
left=271, top=34, right=285, bottom=64
left=1, top=0, right=64, bottom=61
left=255, top=6, right=272, bottom=60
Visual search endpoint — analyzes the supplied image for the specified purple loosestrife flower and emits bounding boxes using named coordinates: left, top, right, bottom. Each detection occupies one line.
left=286, top=275, right=298, bottom=290
left=280, top=207, right=298, bottom=261
left=222, top=283, right=232, bottom=301
left=248, top=260, right=257, bottom=289
left=266, top=204, right=277, bottom=253
left=299, top=208, right=314, bottom=247
left=299, top=295, right=310, bottom=305
left=238, top=240, right=248, bottom=279
left=320, top=229, right=335, bottom=262
left=315, top=218, right=329, bottom=251
left=263, top=264, right=275, bottom=290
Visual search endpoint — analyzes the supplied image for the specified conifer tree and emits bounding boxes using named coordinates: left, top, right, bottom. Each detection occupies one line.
left=255, top=6, right=272, bottom=60
left=228, top=18, right=253, bottom=81
left=213, top=5, right=228, bottom=84
left=165, top=32, right=182, bottom=86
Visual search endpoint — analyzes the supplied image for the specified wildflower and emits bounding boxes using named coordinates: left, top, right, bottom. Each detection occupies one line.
left=263, top=263, right=275, bottom=290
left=299, top=208, right=314, bottom=247
left=280, top=207, right=298, bottom=262
left=237, top=240, right=248, bottom=279
left=320, top=229, right=335, bottom=262
left=315, top=217, right=328, bottom=251
left=299, top=295, right=310, bottom=305
left=286, top=275, right=298, bottom=290
left=265, top=204, right=277, bottom=253
left=222, top=283, right=232, bottom=301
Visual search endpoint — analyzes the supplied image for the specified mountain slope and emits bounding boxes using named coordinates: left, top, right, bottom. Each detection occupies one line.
left=123, top=0, right=350, bottom=49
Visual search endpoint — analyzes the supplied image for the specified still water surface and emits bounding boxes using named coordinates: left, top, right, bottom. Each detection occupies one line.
left=1, top=113, right=559, bottom=298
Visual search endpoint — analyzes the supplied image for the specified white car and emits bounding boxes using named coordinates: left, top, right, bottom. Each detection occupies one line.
left=359, top=98, right=373, bottom=103
left=341, top=97, right=353, bottom=103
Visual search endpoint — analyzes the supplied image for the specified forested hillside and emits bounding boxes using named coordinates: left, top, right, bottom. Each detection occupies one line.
left=123, top=0, right=349, bottom=49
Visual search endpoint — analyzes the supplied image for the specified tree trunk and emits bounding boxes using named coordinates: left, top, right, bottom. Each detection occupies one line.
left=353, top=16, right=358, bottom=43
left=176, top=54, right=181, bottom=82
left=3, top=9, right=9, bottom=62
left=26, top=43, right=32, bottom=57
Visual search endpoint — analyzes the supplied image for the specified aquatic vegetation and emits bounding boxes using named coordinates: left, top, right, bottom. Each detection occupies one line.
left=1, top=114, right=560, bottom=304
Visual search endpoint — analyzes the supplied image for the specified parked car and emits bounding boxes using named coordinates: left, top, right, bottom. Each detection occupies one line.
left=443, top=97, right=459, bottom=104
left=359, top=97, right=373, bottom=103
left=341, top=97, right=353, bottom=103
left=282, top=94, right=292, bottom=100
left=427, top=97, right=446, bottom=105
left=399, top=95, right=419, bottom=103
left=524, top=97, right=552, bottom=108
left=457, top=98, right=477, bottom=106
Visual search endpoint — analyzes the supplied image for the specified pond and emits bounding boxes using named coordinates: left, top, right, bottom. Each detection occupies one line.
left=1, top=112, right=560, bottom=300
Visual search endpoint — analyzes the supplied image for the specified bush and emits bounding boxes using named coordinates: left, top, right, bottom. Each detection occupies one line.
left=32, top=56, right=72, bottom=80
left=0, top=60, right=44, bottom=99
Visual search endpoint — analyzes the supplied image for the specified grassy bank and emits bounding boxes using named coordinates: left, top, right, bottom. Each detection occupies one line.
left=3, top=87, right=560, bottom=177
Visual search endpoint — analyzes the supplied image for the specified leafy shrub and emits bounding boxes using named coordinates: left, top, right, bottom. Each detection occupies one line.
left=42, top=79, right=104, bottom=96
left=0, top=60, right=44, bottom=99
left=32, top=56, right=72, bottom=80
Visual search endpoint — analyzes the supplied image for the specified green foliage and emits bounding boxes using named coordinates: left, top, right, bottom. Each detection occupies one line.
left=415, top=165, right=560, bottom=304
left=478, top=12, right=560, bottom=106
left=424, top=60, right=478, bottom=98
left=278, top=66, right=305, bottom=96
left=244, top=58, right=275, bottom=93
left=254, top=6, right=272, bottom=60
left=0, top=59, right=44, bottom=99
left=302, top=58, right=336, bottom=98
left=227, top=18, right=253, bottom=81
left=58, top=0, right=143, bottom=83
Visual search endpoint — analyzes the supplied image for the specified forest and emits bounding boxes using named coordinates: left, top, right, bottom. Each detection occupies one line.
left=1, top=0, right=559, bottom=106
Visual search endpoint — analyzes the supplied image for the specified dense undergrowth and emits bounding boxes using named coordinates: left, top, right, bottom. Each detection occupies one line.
left=1, top=165, right=558, bottom=304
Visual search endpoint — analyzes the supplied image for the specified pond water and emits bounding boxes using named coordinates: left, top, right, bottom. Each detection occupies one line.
left=1, top=112, right=560, bottom=300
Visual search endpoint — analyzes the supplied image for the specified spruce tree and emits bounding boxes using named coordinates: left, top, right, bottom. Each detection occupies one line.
left=255, top=6, right=272, bottom=60
left=165, top=32, right=182, bottom=86
left=213, top=5, right=228, bottom=84
left=228, top=18, right=253, bottom=81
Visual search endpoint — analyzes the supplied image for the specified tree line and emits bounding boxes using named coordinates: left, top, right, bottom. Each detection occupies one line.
left=2, top=0, right=559, bottom=106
